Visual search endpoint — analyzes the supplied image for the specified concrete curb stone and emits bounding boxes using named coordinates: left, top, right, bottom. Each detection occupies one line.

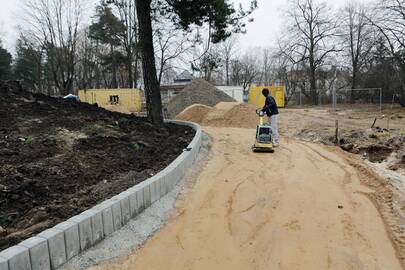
left=19, top=237, right=50, bottom=270
left=53, top=222, right=80, bottom=260
left=0, top=246, right=31, bottom=270
left=37, top=228, right=66, bottom=269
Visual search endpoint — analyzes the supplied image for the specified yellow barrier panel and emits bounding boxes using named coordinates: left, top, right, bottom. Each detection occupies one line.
left=78, top=88, right=143, bottom=113
left=248, top=86, right=285, bottom=108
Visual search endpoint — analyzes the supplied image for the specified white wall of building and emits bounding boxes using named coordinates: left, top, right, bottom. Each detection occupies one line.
left=216, top=86, right=244, bottom=102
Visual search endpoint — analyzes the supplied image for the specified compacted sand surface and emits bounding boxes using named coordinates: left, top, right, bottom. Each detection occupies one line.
left=91, top=126, right=402, bottom=270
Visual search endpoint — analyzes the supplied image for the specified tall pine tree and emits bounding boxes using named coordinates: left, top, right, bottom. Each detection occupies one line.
left=89, top=2, right=126, bottom=88
left=13, top=37, right=43, bottom=91
left=0, top=40, right=12, bottom=81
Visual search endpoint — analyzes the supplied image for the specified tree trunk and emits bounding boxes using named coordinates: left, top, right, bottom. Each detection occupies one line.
left=37, top=56, right=43, bottom=93
left=95, top=41, right=101, bottom=89
left=111, top=44, right=118, bottom=88
left=399, top=96, right=405, bottom=107
left=126, top=49, right=134, bottom=88
left=226, top=59, right=230, bottom=86
left=309, top=66, right=317, bottom=105
left=134, top=52, right=139, bottom=88
left=158, top=57, right=164, bottom=85
left=127, top=58, right=133, bottom=88
left=135, top=0, right=163, bottom=125
left=309, top=48, right=317, bottom=105
left=351, top=68, right=357, bottom=103
left=399, top=83, right=405, bottom=107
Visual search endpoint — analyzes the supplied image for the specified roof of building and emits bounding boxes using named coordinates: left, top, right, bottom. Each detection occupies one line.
left=174, top=70, right=193, bottom=82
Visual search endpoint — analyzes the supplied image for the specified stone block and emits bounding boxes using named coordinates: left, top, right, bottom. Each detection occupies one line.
left=88, top=210, right=104, bottom=244
left=68, top=213, right=93, bottom=251
left=127, top=189, right=138, bottom=218
left=53, top=221, right=80, bottom=260
left=0, top=246, right=31, bottom=270
left=142, top=184, right=151, bottom=208
left=93, top=202, right=114, bottom=236
left=136, top=186, right=145, bottom=213
left=150, top=179, right=159, bottom=203
left=119, top=195, right=131, bottom=225
left=159, top=174, right=167, bottom=197
left=37, top=228, right=66, bottom=269
left=110, top=198, right=123, bottom=231
left=19, top=237, right=50, bottom=270
left=0, top=256, right=8, bottom=270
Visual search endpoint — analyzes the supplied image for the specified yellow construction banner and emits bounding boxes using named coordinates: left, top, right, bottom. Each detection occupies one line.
left=248, top=86, right=285, bottom=108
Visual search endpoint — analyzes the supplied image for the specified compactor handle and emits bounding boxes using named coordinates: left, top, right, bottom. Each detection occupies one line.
left=256, top=108, right=264, bottom=116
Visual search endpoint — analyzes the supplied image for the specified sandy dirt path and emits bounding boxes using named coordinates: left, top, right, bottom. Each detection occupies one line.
left=91, top=127, right=402, bottom=270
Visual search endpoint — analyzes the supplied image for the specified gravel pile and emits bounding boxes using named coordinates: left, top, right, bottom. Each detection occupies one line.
left=166, top=78, right=235, bottom=118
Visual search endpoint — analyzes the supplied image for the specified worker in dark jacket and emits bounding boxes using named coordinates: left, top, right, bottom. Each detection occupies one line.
left=262, top=88, right=280, bottom=146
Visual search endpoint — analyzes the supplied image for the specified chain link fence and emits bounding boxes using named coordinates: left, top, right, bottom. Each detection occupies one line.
left=286, top=88, right=383, bottom=113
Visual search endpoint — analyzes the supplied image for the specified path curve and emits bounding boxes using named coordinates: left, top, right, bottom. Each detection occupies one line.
left=91, top=127, right=402, bottom=270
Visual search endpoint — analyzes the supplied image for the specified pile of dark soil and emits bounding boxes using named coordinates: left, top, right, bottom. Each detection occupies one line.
left=296, top=123, right=404, bottom=169
left=0, top=81, right=195, bottom=251
left=336, top=129, right=405, bottom=169
left=166, top=78, right=235, bottom=118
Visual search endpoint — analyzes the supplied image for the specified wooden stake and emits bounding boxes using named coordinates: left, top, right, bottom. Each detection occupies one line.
left=371, top=117, right=377, bottom=129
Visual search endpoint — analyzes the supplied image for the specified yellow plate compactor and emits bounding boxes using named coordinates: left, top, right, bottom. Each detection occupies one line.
left=252, top=108, right=274, bottom=153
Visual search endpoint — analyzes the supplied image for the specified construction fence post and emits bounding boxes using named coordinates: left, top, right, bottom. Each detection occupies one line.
left=335, top=120, right=339, bottom=145
left=299, top=91, right=302, bottom=107
left=379, top=88, right=383, bottom=113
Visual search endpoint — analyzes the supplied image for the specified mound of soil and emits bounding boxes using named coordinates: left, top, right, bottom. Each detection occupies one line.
left=176, top=102, right=258, bottom=129
left=386, top=136, right=405, bottom=170
left=360, top=145, right=394, bottom=163
left=176, top=104, right=213, bottom=123
left=204, top=103, right=258, bottom=128
left=166, top=79, right=235, bottom=118
left=0, top=81, right=194, bottom=251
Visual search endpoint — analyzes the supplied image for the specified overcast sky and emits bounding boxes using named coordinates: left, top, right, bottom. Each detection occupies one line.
left=0, top=0, right=375, bottom=53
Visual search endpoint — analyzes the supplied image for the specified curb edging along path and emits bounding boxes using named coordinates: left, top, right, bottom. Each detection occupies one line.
left=0, top=120, right=203, bottom=270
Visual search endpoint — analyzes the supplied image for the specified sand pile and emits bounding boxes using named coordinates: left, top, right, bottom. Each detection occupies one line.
left=166, top=78, right=235, bottom=117
left=212, top=103, right=258, bottom=128
left=176, top=102, right=259, bottom=128
left=176, top=104, right=212, bottom=123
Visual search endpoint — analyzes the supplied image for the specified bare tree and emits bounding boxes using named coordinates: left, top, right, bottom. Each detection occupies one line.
left=271, top=49, right=307, bottom=103
left=220, top=36, right=239, bottom=86
left=112, top=0, right=139, bottom=88
left=154, top=20, right=191, bottom=85
left=259, top=48, right=274, bottom=85
left=282, top=0, right=339, bottom=104
left=340, top=2, right=374, bottom=101
left=75, top=29, right=97, bottom=90
left=370, top=0, right=405, bottom=104
left=22, top=0, right=83, bottom=95
left=231, top=51, right=260, bottom=91
left=191, top=43, right=223, bottom=82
